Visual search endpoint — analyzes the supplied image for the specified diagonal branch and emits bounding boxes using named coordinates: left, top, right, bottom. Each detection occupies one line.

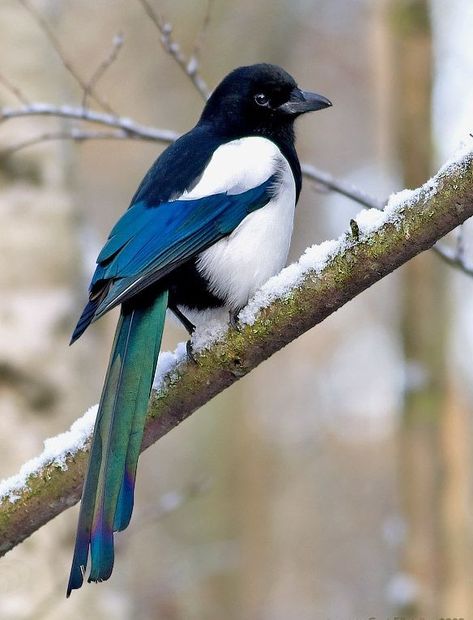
left=0, top=70, right=30, bottom=105
left=82, top=33, right=124, bottom=110
left=303, top=162, right=473, bottom=277
left=0, top=146, right=472, bottom=557
left=137, top=0, right=210, bottom=100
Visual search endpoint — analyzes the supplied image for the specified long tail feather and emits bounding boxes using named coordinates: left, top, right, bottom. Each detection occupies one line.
left=67, top=289, right=168, bottom=595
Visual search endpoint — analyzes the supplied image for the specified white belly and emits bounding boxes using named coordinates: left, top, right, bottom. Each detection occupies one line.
left=195, top=158, right=296, bottom=311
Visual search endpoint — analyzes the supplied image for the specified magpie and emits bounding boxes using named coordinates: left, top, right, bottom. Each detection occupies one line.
left=66, top=63, right=331, bottom=595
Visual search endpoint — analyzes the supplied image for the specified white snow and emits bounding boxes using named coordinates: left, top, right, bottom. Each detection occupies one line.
left=0, top=404, right=97, bottom=503
left=240, top=139, right=473, bottom=325
left=153, top=341, right=187, bottom=391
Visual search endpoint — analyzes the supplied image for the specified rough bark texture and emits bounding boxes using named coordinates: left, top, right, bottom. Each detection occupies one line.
left=0, top=148, right=472, bottom=558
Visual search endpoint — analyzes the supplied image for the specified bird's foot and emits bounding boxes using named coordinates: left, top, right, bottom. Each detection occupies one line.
left=229, top=310, right=242, bottom=332
left=186, top=339, right=198, bottom=364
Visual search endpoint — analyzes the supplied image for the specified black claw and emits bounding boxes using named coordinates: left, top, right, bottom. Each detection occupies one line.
left=170, top=304, right=196, bottom=336
left=229, top=311, right=241, bottom=332
left=186, top=339, right=197, bottom=364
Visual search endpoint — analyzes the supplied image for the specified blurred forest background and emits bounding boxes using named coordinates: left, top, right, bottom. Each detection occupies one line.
left=1, top=0, right=473, bottom=618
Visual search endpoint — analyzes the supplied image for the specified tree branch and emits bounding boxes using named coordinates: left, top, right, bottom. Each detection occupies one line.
left=0, top=102, right=179, bottom=141
left=0, top=70, right=30, bottom=105
left=0, top=128, right=140, bottom=159
left=303, top=162, right=473, bottom=277
left=302, top=163, right=385, bottom=210
left=18, top=0, right=116, bottom=114
left=137, top=0, right=210, bottom=100
left=0, top=146, right=472, bottom=557
left=82, top=33, right=124, bottom=110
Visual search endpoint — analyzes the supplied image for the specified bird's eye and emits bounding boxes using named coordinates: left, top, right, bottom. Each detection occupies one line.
left=254, top=93, right=270, bottom=107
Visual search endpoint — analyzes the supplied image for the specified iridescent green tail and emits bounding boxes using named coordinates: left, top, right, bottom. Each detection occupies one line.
left=67, top=289, right=168, bottom=595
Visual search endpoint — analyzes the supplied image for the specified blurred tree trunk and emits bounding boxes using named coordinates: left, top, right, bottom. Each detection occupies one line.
left=389, top=1, right=448, bottom=615
left=0, top=2, right=104, bottom=618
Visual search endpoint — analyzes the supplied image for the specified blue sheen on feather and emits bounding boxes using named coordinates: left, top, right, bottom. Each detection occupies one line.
left=67, top=291, right=168, bottom=594
left=89, top=175, right=276, bottom=322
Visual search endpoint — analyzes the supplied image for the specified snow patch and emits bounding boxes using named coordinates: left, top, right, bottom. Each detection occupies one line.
left=0, top=405, right=97, bottom=503
left=354, top=208, right=388, bottom=235
left=153, top=341, right=187, bottom=391
left=240, top=140, right=473, bottom=326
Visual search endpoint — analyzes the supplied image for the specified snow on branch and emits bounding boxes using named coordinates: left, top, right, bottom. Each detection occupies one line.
left=0, top=144, right=472, bottom=557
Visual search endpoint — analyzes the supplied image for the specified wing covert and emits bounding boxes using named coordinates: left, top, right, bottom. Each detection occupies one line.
left=90, top=175, right=277, bottom=320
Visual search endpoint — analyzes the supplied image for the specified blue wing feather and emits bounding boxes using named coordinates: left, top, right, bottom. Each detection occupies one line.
left=72, top=175, right=276, bottom=339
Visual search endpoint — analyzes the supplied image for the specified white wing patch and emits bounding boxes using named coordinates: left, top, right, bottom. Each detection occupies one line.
left=194, top=139, right=296, bottom=311
left=180, top=136, right=283, bottom=199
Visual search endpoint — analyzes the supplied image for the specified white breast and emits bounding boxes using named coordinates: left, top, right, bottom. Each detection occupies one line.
left=192, top=138, right=296, bottom=311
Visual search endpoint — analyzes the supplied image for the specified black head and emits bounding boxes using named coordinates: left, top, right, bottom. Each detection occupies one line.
left=199, top=63, right=331, bottom=142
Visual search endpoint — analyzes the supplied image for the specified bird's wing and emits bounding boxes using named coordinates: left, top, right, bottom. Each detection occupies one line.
left=71, top=136, right=286, bottom=342
left=95, top=177, right=276, bottom=312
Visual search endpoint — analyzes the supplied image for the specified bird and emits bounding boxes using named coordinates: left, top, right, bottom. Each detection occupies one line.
left=66, top=63, right=331, bottom=595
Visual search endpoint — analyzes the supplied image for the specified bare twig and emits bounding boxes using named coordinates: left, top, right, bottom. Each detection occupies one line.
left=0, top=128, right=138, bottom=159
left=302, top=163, right=385, bottom=210
left=431, top=240, right=473, bottom=277
left=82, top=33, right=124, bottom=110
left=0, top=102, right=179, bottom=142
left=18, top=0, right=116, bottom=114
left=0, top=71, right=29, bottom=105
left=137, top=0, right=210, bottom=100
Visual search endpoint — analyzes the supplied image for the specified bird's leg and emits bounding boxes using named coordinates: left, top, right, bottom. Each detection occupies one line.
left=229, top=310, right=242, bottom=332
left=170, top=304, right=197, bottom=364
left=171, top=304, right=196, bottom=335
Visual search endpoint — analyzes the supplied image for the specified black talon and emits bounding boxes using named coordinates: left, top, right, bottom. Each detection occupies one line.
left=170, top=303, right=196, bottom=336
left=186, top=339, right=197, bottom=364
left=229, top=310, right=241, bottom=331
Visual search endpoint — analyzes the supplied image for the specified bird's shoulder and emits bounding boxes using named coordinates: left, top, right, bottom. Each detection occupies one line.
left=130, top=125, right=223, bottom=205
left=130, top=126, right=297, bottom=207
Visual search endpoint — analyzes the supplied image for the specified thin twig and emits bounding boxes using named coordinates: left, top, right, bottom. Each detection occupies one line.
left=431, top=240, right=473, bottom=277
left=137, top=0, right=210, bottom=100
left=0, top=71, right=30, bottom=105
left=17, top=0, right=116, bottom=114
left=0, top=102, right=179, bottom=141
left=0, top=128, right=137, bottom=159
left=302, top=163, right=385, bottom=210
left=82, top=33, right=124, bottom=110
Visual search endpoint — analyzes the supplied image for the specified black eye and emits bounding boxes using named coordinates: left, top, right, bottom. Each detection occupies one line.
left=254, top=93, right=269, bottom=107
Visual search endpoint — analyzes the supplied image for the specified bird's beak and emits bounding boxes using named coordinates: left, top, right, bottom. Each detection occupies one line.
left=279, top=88, right=332, bottom=115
